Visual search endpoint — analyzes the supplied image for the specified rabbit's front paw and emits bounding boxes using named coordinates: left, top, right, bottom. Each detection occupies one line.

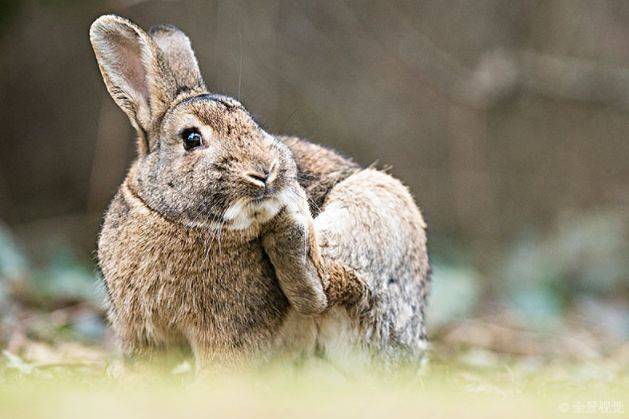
left=262, top=189, right=328, bottom=315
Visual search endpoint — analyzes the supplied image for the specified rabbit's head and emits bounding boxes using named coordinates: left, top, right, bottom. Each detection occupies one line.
left=90, top=15, right=298, bottom=230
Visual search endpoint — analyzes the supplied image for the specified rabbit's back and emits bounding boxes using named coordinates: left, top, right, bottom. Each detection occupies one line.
left=280, top=136, right=360, bottom=215
left=313, top=169, right=430, bottom=363
left=278, top=138, right=430, bottom=363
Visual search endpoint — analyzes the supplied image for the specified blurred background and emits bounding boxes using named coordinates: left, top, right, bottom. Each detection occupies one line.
left=0, top=0, right=627, bottom=368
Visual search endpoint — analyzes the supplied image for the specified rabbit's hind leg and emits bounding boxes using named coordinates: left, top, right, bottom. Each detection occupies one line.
left=314, top=169, right=430, bottom=362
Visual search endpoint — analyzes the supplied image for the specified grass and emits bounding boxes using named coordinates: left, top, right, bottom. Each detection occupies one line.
left=0, top=345, right=627, bottom=419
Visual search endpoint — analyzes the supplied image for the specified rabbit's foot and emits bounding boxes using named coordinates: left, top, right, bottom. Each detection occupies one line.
left=324, top=262, right=371, bottom=310
left=261, top=190, right=328, bottom=315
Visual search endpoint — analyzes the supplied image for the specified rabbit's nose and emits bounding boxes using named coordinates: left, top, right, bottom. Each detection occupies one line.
left=244, top=170, right=269, bottom=187
left=243, top=160, right=278, bottom=188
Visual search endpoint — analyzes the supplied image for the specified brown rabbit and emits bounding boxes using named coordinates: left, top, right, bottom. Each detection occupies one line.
left=91, top=15, right=430, bottom=370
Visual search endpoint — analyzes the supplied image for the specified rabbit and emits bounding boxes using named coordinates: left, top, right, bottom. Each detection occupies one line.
left=91, top=15, right=430, bottom=370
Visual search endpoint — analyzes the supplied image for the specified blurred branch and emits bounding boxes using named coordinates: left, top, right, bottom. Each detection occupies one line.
left=463, top=49, right=629, bottom=110
left=341, top=1, right=629, bottom=113
left=440, top=315, right=603, bottom=360
left=523, top=50, right=629, bottom=108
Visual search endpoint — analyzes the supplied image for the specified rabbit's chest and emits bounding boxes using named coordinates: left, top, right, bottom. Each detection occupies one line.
left=118, top=235, right=288, bottom=346
left=98, top=194, right=290, bottom=349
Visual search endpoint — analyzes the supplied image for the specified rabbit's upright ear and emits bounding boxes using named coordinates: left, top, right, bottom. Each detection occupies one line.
left=90, top=15, right=177, bottom=150
left=149, top=24, right=205, bottom=92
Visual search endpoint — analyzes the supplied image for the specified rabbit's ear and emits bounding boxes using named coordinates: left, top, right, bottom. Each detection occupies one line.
left=90, top=15, right=177, bottom=147
left=149, top=24, right=206, bottom=92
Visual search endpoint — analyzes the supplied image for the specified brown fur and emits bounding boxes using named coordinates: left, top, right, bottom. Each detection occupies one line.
left=91, top=15, right=430, bottom=370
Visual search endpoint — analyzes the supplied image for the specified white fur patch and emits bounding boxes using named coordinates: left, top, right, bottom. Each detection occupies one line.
left=316, top=307, right=371, bottom=369
left=281, top=188, right=310, bottom=226
left=223, top=190, right=289, bottom=231
left=313, top=200, right=350, bottom=234
left=223, top=199, right=250, bottom=230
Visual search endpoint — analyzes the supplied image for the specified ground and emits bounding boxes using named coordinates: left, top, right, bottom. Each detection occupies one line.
left=0, top=332, right=627, bottom=419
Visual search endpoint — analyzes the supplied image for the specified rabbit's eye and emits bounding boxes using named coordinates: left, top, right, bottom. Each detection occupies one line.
left=181, top=128, right=203, bottom=151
